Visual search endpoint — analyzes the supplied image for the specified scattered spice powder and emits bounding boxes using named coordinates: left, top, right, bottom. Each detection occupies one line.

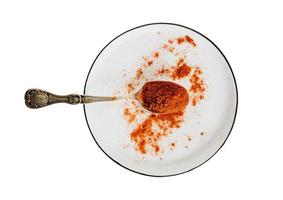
left=123, top=101, right=144, bottom=123
left=157, top=67, right=171, bottom=76
left=169, top=47, right=174, bottom=52
left=123, top=108, right=136, bottom=123
left=171, top=58, right=192, bottom=80
left=162, top=44, right=174, bottom=53
left=185, top=35, right=196, bottom=47
left=136, top=68, right=143, bottom=79
left=177, top=35, right=197, bottom=47
left=130, top=111, right=184, bottom=154
left=177, top=37, right=185, bottom=44
left=122, top=34, right=205, bottom=155
left=170, top=142, right=176, bottom=150
left=189, top=67, right=206, bottom=106
left=122, top=144, right=129, bottom=149
left=127, top=83, right=134, bottom=93
left=153, top=51, right=160, bottom=58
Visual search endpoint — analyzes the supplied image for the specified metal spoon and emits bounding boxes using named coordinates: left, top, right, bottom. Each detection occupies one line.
left=25, top=81, right=188, bottom=113
left=25, top=88, right=127, bottom=109
left=24, top=87, right=149, bottom=110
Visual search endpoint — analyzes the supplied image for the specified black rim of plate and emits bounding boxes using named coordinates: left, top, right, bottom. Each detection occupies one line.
left=83, top=22, right=238, bottom=177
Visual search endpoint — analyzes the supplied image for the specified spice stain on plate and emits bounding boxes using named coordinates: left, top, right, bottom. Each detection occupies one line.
left=127, top=83, right=135, bottom=93
left=153, top=51, right=160, bottom=58
left=147, top=60, right=153, bottom=66
left=135, top=68, right=143, bottom=79
left=177, top=37, right=185, bottom=44
left=200, top=131, right=206, bottom=136
left=122, top=144, right=130, bottom=149
left=130, top=111, right=184, bottom=154
left=123, top=108, right=136, bottom=123
left=185, top=35, right=196, bottom=47
left=121, top=34, right=206, bottom=156
left=177, top=35, right=196, bottom=47
left=171, top=58, right=192, bottom=80
left=169, top=142, right=176, bottom=150
left=157, top=67, right=171, bottom=76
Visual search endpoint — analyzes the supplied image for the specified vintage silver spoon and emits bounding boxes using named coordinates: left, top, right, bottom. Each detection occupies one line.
left=24, top=81, right=189, bottom=113
left=25, top=88, right=124, bottom=109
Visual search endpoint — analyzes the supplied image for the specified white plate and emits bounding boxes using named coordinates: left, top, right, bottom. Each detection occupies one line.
left=84, top=23, right=238, bottom=177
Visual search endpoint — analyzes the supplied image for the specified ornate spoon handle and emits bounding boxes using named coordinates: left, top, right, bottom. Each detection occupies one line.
left=25, top=89, right=120, bottom=109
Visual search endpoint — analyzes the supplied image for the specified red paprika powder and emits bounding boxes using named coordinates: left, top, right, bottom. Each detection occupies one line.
left=122, top=34, right=205, bottom=155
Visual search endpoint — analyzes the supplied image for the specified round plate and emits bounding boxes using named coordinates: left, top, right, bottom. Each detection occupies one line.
left=83, top=23, right=238, bottom=177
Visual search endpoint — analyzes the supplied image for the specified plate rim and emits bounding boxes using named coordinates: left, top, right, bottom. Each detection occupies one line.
left=83, top=22, right=239, bottom=177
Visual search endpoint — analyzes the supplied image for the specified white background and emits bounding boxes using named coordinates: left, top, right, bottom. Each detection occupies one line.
left=0, top=0, right=282, bottom=199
